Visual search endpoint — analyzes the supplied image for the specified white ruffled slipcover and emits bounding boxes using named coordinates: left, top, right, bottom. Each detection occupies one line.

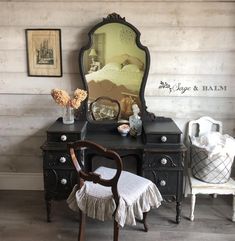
left=67, top=167, right=163, bottom=227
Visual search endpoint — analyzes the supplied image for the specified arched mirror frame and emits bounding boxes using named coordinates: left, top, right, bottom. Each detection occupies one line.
left=79, top=13, right=153, bottom=124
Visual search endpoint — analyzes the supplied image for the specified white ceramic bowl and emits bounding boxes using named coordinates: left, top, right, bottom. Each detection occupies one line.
left=117, top=124, right=130, bottom=137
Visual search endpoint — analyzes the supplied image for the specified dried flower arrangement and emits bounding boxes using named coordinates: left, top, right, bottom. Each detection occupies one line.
left=51, top=88, right=87, bottom=109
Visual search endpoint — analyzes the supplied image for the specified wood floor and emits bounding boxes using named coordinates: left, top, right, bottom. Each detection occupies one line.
left=0, top=191, right=234, bottom=241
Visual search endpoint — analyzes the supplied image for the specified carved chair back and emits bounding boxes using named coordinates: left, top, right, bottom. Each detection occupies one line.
left=68, top=140, right=123, bottom=206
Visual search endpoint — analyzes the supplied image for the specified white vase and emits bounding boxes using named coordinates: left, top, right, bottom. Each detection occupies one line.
left=62, top=106, right=74, bottom=124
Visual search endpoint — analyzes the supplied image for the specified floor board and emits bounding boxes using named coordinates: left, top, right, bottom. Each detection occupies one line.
left=0, top=191, right=234, bottom=241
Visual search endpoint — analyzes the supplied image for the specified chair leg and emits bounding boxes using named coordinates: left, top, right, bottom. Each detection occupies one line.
left=232, top=195, right=235, bottom=222
left=78, top=210, right=86, bottom=241
left=190, top=194, right=196, bottom=221
left=143, top=212, right=149, bottom=232
left=113, top=220, right=119, bottom=241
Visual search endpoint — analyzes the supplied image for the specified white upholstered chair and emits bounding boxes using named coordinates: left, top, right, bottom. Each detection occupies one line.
left=67, top=140, right=162, bottom=241
left=186, top=116, right=235, bottom=222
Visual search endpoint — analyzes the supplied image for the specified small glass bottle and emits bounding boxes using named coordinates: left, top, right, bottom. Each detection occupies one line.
left=63, top=105, right=74, bottom=124
left=129, top=104, right=142, bottom=137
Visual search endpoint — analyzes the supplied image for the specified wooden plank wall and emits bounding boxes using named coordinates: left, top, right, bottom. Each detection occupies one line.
left=0, top=0, right=235, bottom=182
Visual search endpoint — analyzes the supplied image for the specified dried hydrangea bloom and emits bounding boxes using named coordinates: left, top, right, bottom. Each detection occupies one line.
left=51, top=88, right=70, bottom=107
left=70, top=98, right=81, bottom=109
left=74, top=88, right=87, bottom=102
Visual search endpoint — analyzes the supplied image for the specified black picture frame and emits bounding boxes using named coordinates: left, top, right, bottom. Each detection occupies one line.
left=25, top=29, right=62, bottom=77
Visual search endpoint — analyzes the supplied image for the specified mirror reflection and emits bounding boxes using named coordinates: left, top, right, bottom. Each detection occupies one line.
left=83, top=23, right=146, bottom=121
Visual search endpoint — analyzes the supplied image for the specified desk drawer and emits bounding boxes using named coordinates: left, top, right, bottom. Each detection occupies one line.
left=44, top=169, right=77, bottom=195
left=143, top=152, right=181, bottom=169
left=143, top=170, right=181, bottom=196
left=43, top=151, right=75, bottom=169
left=145, top=134, right=181, bottom=144
left=47, top=132, right=82, bottom=143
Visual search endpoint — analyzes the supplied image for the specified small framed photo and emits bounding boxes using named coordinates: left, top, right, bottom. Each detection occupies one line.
left=25, top=29, right=62, bottom=77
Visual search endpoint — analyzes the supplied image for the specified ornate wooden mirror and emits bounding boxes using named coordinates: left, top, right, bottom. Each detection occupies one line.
left=79, top=13, right=150, bottom=122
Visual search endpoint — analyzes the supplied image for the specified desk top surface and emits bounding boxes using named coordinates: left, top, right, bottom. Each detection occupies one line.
left=43, top=118, right=186, bottom=152
left=47, top=117, right=181, bottom=134
left=86, top=130, right=144, bottom=150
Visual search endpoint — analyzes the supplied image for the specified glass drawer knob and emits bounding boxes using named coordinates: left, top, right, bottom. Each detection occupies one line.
left=61, top=178, right=67, bottom=185
left=161, top=158, right=167, bottom=165
left=59, top=157, right=66, bottom=163
left=160, top=180, right=166, bottom=186
left=60, top=135, right=67, bottom=142
left=161, top=136, right=167, bottom=143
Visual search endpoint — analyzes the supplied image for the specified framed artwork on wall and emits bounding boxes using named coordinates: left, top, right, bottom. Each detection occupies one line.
left=25, top=29, right=62, bottom=77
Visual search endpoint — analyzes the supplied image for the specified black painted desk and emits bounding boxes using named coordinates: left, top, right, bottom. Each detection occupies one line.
left=41, top=117, right=186, bottom=223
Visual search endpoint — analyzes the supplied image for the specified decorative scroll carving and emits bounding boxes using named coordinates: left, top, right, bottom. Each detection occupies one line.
left=103, top=12, right=126, bottom=22
left=143, top=110, right=157, bottom=121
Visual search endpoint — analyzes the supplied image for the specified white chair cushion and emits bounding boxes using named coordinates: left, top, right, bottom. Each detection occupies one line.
left=67, top=167, right=163, bottom=227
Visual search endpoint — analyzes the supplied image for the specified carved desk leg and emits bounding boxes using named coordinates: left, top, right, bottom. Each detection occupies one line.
left=45, top=194, right=52, bottom=222
left=176, top=201, right=182, bottom=224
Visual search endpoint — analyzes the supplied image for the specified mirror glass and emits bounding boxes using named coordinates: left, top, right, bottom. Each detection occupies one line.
left=82, top=22, right=146, bottom=121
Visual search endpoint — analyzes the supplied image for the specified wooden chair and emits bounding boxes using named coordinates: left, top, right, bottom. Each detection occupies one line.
left=186, top=116, right=235, bottom=222
left=67, top=140, right=162, bottom=241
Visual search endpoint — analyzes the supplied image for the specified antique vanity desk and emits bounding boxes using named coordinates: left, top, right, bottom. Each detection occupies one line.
left=41, top=13, right=186, bottom=224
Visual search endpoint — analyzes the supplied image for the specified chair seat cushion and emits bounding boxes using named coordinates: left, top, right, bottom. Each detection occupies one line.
left=67, top=167, right=162, bottom=227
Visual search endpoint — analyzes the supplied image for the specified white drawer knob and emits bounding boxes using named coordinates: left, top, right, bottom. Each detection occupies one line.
left=59, top=157, right=66, bottom=163
left=60, top=135, right=67, bottom=142
left=60, top=178, right=67, bottom=185
left=161, top=136, right=167, bottom=143
left=161, top=158, right=167, bottom=165
left=160, top=180, right=166, bottom=186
